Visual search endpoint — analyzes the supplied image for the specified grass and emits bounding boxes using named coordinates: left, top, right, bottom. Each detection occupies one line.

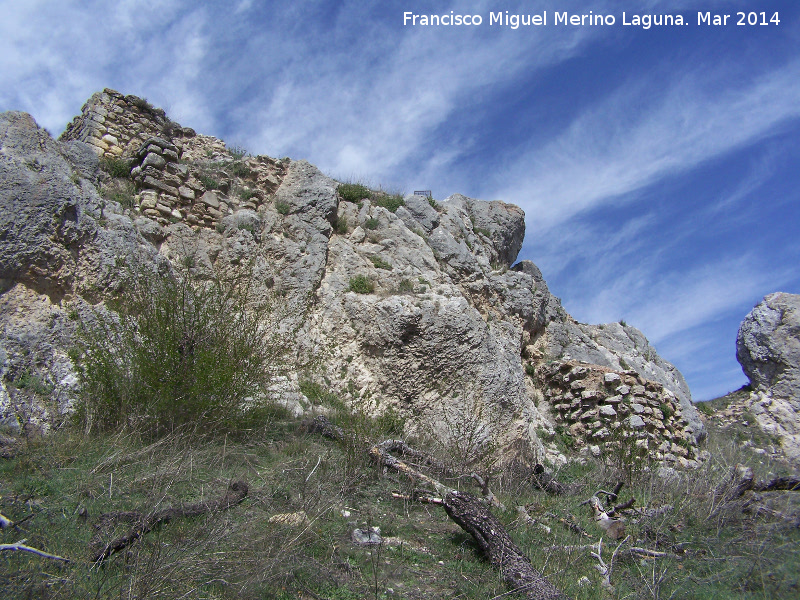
left=1, top=391, right=799, bottom=600
left=369, top=255, right=392, bottom=270
left=348, top=275, right=374, bottom=294
left=99, top=157, right=132, bottom=179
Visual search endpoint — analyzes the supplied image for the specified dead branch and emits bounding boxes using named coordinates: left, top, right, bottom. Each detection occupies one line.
left=0, top=539, right=69, bottom=562
left=545, top=512, right=593, bottom=538
left=91, top=480, right=248, bottom=563
left=516, top=505, right=551, bottom=535
left=0, top=512, right=14, bottom=529
left=307, top=416, right=569, bottom=599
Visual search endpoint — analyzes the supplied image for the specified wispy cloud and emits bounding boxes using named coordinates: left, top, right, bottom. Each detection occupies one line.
left=492, top=59, right=800, bottom=231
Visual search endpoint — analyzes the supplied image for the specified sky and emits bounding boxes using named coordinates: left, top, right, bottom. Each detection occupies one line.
left=1, top=0, right=798, bottom=401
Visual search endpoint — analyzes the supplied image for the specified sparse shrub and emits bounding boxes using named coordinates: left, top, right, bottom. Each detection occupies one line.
left=130, top=96, right=156, bottom=113
left=238, top=187, right=258, bottom=201
left=230, top=161, right=252, bottom=178
left=11, top=370, right=53, bottom=397
left=474, top=227, right=491, bottom=238
left=364, top=217, right=380, bottom=230
left=349, top=275, right=374, bottom=294
left=100, top=156, right=132, bottom=179
left=228, top=145, right=250, bottom=160
left=397, top=279, right=414, bottom=293
left=373, top=194, right=404, bottom=213
left=375, top=407, right=405, bottom=436
left=338, top=182, right=372, bottom=203
left=427, top=195, right=438, bottom=209
left=335, top=215, right=349, bottom=235
left=275, top=200, right=291, bottom=215
left=369, top=255, right=392, bottom=270
left=72, top=259, right=289, bottom=435
left=525, top=363, right=536, bottom=378
left=199, top=174, right=219, bottom=190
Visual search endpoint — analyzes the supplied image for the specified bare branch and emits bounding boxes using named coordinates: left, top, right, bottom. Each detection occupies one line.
left=0, top=539, right=69, bottom=562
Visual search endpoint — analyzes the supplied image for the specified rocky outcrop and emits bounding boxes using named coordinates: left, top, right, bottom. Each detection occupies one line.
left=0, top=90, right=703, bottom=465
left=734, top=293, right=800, bottom=462
left=737, top=293, right=800, bottom=400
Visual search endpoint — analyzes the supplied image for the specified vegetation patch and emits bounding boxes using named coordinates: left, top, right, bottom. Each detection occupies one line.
left=369, top=255, right=392, bottom=270
left=338, top=182, right=372, bottom=203
left=349, top=275, right=374, bottom=294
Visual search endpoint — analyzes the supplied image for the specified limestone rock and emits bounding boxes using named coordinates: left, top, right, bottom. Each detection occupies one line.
left=737, top=292, right=800, bottom=400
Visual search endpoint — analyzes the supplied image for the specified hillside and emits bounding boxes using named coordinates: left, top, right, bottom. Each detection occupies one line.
left=1, top=90, right=799, bottom=599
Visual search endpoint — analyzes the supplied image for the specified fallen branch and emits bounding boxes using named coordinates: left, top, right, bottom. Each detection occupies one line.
left=310, top=416, right=570, bottom=599
left=0, top=539, right=69, bottom=562
left=0, top=512, right=14, bottom=529
left=91, top=480, right=248, bottom=563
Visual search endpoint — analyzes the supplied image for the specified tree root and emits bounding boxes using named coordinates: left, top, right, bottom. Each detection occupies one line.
left=91, top=480, right=248, bottom=563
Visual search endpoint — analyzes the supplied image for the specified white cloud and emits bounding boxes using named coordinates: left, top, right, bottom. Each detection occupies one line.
left=492, top=60, right=800, bottom=231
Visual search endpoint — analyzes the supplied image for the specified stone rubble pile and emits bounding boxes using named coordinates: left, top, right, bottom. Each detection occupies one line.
left=537, top=361, right=701, bottom=467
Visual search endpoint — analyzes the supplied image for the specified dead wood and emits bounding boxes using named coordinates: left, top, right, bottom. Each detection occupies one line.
left=0, top=539, right=69, bottom=562
left=91, top=480, right=248, bottom=563
left=309, top=416, right=569, bottom=599
left=531, top=464, right=567, bottom=495
left=724, top=464, right=800, bottom=500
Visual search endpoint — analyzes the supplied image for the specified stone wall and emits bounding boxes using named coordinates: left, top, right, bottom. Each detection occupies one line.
left=537, top=361, right=701, bottom=467
left=60, top=88, right=195, bottom=158
left=60, top=88, right=288, bottom=229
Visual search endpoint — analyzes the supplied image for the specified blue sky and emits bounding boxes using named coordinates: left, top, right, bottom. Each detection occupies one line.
left=2, top=0, right=798, bottom=400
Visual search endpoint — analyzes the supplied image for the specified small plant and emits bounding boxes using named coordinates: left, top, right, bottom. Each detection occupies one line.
left=228, top=145, right=250, bottom=160
left=338, top=183, right=372, bottom=203
left=349, top=275, right=374, bottom=294
left=70, top=172, right=81, bottom=185
left=238, top=187, right=258, bottom=201
left=99, top=156, right=132, bottom=179
left=397, top=279, right=414, bottom=293
left=199, top=174, right=219, bottom=190
left=230, top=161, right=252, bottom=178
left=12, top=370, right=53, bottom=397
left=619, top=319, right=628, bottom=327
left=369, top=255, right=392, bottom=270
left=275, top=200, right=291, bottom=215
left=373, top=194, right=405, bottom=213
left=659, top=402, right=675, bottom=418
left=364, top=217, right=380, bottom=230
left=130, top=96, right=156, bottom=113
left=427, top=195, right=438, bottom=209
left=335, top=215, right=349, bottom=235
left=525, top=363, right=536, bottom=377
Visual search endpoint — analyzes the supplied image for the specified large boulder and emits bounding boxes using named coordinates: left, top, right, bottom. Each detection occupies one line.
left=737, top=292, right=800, bottom=399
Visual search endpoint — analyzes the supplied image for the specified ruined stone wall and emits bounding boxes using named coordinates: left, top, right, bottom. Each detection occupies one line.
left=60, top=89, right=287, bottom=229
left=537, top=361, right=701, bottom=467
left=60, top=88, right=195, bottom=158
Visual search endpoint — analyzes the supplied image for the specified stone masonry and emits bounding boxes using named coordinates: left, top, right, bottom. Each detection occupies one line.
left=60, top=88, right=288, bottom=228
left=537, top=361, right=701, bottom=467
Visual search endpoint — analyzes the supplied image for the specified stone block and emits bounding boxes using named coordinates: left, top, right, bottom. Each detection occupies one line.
left=139, top=190, right=158, bottom=209
left=616, top=385, right=630, bottom=396
left=178, top=186, right=195, bottom=201
left=101, top=133, right=118, bottom=145
left=605, top=395, right=622, bottom=404
left=628, top=415, right=646, bottom=429
left=142, top=152, right=167, bottom=170
left=599, top=405, right=617, bottom=417
left=200, top=191, right=220, bottom=208
left=603, top=372, right=621, bottom=385
left=631, top=403, right=645, bottom=414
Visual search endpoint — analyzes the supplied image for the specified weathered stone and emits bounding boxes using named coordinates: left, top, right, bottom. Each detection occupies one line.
left=616, top=385, right=630, bottom=395
left=141, top=152, right=166, bottom=170
left=603, top=372, right=621, bottom=385
left=628, top=415, right=646, bottom=429
left=599, top=405, right=617, bottom=418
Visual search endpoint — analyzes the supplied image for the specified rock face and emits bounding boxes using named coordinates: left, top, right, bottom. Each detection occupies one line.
left=737, top=293, right=800, bottom=400
left=735, top=293, right=800, bottom=461
left=0, top=90, right=703, bottom=462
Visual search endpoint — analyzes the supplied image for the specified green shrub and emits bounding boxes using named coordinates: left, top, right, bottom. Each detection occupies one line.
left=369, top=255, right=392, bottom=270
left=72, top=261, right=289, bottom=435
left=427, top=195, right=438, bottom=209
left=238, top=187, right=258, bottom=201
left=364, top=217, right=380, bottom=230
left=199, top=174, right=219, bottom=190
left=349, top=275, right=374, bottom=294
left=230, top=161, right=252, bottom=178
left=275, top=200, right=291, bottom=215
left=99, top=157, right=132, bottom=179
left=335, top=215, right=349, bottom=235
left=373, top=194, right=405, bottom=213
left=397, top=279, right=414, bottom=293
left=338, top=183, right=372, bottom=203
